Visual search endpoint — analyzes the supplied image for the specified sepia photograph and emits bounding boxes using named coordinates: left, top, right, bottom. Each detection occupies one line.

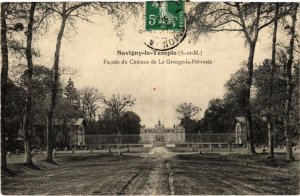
left=1, top=1, right=300, bottom=195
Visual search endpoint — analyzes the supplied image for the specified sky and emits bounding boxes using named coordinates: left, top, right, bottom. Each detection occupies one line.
left=34, top=3, right=280, bottom=127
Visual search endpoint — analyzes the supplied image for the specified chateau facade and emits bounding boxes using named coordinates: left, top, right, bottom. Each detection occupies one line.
left=140, top=120, right=185, bottom=143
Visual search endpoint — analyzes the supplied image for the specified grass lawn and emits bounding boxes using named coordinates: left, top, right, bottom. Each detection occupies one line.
left=2, top=153, right=147, bottom=195
left=2, top=148, right=299, bottom=195
left=171, top=152, right=299, bottom=195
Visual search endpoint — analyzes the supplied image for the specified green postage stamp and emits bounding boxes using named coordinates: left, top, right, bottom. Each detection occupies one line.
left=146, top=1, right=185, bottom=31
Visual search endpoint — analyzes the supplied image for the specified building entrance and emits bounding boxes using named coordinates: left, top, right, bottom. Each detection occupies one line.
left=155, top=136, right=165, bottom=142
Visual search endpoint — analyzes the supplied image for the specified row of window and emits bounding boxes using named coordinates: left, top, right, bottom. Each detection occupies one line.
left=142, top=129, right=183, bottom=133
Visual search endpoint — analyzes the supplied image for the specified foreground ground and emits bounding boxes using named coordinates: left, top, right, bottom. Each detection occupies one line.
left=2, top=147, right=299, bottom=195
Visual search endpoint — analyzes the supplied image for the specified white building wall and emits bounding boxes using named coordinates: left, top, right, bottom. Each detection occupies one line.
left=140, top=126, right=186, bottom=143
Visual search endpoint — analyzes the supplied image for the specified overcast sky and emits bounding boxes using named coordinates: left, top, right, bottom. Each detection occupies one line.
left=34, top=4, right=289, bottom=127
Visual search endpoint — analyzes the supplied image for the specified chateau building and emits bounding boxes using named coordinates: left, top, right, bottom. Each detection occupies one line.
left=140, top=120, right=185, bottom=143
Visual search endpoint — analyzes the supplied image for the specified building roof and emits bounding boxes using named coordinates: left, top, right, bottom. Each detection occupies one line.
left=33, top=118, right=87, bottom=126
left=69, top=118, right=87, bottom=126
left=234, top=117, right=247, bottom=124
left=235, top=117, right=246, bottom=122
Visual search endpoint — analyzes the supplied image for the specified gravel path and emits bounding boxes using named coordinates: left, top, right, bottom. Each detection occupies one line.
left=124, top=147, right=175, bottom=195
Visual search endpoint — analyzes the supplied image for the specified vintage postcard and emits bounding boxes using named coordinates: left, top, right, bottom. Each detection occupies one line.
left=1, top=1, right=299, bottom=195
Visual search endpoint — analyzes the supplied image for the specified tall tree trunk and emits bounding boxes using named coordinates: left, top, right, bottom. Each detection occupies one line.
left=284, top=3, right=298, bottom=161
left=237, top=3, right=261, bottom=155
left=46, top=3, right=67, bottom=162
left=1, top=3, right=9, bottom=171
left=23, top=2, right=36, bottom=165
left=267, top=3, right=279, bottom=159
left=244, top=43, right=256, bottom=155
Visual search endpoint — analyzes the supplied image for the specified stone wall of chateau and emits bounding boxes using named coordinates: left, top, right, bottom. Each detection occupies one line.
left=140, top=121, right=186, bottom=143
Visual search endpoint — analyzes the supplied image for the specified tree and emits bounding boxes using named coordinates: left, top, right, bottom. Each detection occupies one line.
left=119, top=111, right=141, bottom=134
left=23, top=2, right=36, bottom=165
left=180, top=117, right=198, bottom=134
left=79, top=87, right=103, bottom=121
left=284, top=3, right=298, bottom=161
left=103, top=94, right=135, bottom=134
left=45, top=2, right=141, bottom=162
left=96, top=109, right=140, bottom=141
left=97, top=108, right=115, bottom=134
left=176, top=102, right=200, bottom=119
left=3, top=3, right=54, bottom=165
left=1, top=2, right=10, bottom=170
left=3, top=80, right=25, bottom=153
left=223, top=67, right=248, bottom=114
left=17, top=65, right=51, bottom=150
left=188, top=3, right=281, bottom=154
left=203, top=99, right=231, bottom=133
left=59, top=78, right=82, bottom=145
left=53, top=95, right=81, bottom=147
left=266, top=3, right=279, bottom=159
left=64, top=78, right=80, bottom=110
left=176, top=102, right=200, bottom=135
left=45, top=2, right=93, bottom=162
left=0, top=2, right=25, bottom=169
left=28, top=66, right=52, bottom=126
left=253, top=59, right=286, bottom=146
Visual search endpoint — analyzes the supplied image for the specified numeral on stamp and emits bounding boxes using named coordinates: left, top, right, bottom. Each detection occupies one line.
left=146, top=1, right=185, bottom=31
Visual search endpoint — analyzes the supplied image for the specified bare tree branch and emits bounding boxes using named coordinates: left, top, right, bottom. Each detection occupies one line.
left=176, top=102, right=201, bottom=120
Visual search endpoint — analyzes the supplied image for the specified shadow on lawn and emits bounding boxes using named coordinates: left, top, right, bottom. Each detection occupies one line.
left=60, top=153, right=142, bottom=162
left=23, top=163, right=41, bottom=170
left=1, top=168, right=18, bottom=177
left=1, top=163, right=41, bottom=177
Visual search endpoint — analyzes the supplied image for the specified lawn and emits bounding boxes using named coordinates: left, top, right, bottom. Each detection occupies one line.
left=171, top=152, right=299, bottom=195
left=2, top=153, right=147, bottom=195
left=2, top=148, right=299, bottom=195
